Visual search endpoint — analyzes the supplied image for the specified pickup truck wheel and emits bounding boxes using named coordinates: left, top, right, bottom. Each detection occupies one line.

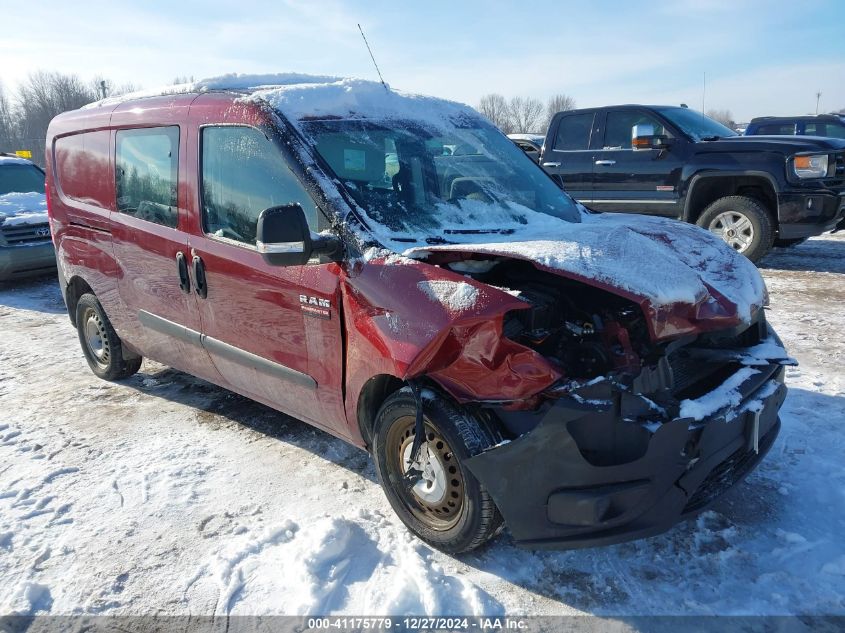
left=697, top=196, right=775, bottom=262
left=373, top=388, right=503, bottom=553
left=76, top=293, right=142, bottom=381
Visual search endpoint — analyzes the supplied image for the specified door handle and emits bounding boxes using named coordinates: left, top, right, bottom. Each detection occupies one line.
left=192, top=255, right=208, bottom=299
left=594, top=160, right=616, bottom=166
left=176, top=252, right=190, bottom=294
left=542, top=161, right=561, bottom=168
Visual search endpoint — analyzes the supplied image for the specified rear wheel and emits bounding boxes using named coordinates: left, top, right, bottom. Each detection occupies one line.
left=76, top=293, right=142, bottom=380
left=373, top=388, right=503, bottom=553
left=696, top=195, right=775, bottom=263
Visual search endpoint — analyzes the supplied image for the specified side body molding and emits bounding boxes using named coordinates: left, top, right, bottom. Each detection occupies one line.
left=137, top=310, right=317, bottom=390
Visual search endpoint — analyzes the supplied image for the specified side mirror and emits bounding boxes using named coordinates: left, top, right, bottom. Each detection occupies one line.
left=256, top=204, right=312, bottom=266
left=256, top=203, right=343, bottom=266
left=632, top=124, right=670, bottom=150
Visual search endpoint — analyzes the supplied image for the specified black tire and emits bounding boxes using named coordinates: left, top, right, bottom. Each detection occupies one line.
left=696, top=195, right=775, bottom=263
left=774, top=237, right=808, bottom=248
left=372, top=388, right=503, bottom=553
left=75, top=293, right=142, bottom=380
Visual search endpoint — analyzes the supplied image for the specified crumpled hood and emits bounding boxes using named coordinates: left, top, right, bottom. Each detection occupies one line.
left=0, top=192, right=48, bottom=226
left=404, top=213, right=767, bottom=340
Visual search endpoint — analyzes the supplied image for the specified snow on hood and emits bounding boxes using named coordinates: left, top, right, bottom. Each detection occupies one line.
left=404, top=212, right=766, bottom=323
left=0, top=192, right=48, bottom=226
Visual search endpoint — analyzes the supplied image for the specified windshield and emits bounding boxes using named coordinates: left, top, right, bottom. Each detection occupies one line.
left=656, top=107, right=738, bottom=141
left=301, top=115, right=580, bottom=242
left=0, top=164, right=45, bottom=196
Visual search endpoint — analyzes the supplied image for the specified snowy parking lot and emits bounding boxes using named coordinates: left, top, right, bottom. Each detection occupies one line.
left=1, top=234, right=844, bottom=617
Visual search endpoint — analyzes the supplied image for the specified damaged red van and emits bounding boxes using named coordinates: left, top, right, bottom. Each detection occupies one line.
left=45, top=75, right=792, bottom=552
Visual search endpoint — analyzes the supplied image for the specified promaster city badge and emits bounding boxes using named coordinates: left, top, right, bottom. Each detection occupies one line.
left=300, top=294, right=331, bottom=319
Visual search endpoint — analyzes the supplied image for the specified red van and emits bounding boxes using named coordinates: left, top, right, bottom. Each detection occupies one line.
left=45, top=75, right=791, bottom=552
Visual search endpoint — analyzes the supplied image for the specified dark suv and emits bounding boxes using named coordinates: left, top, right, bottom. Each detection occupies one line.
left=540, top=105, right=845, bottom=261
left=745, top=114, right=845, bottom=139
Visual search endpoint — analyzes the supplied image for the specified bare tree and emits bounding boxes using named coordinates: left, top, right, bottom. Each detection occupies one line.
left=476, top=93, right=514, bottom=134
left=508, top=96, right=544, bottom=134
left=171, top=75, right=195, bottom=85
left=545, top=93, right=576, bottom=129
left=706, top=108, right=736, bottom=128
left=0, top=81, right=19, bottom=152
left=13, top=71, right=97, bottom=164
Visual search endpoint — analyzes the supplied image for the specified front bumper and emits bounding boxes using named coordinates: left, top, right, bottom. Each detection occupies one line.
left=466, top=363, right=787, bottom=549
left=777, top=190, right=845, bottom=239
left=0, top=242, right=57, bottom=281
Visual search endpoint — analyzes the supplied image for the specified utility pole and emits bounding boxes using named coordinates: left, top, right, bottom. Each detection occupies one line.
left=815, top=91, right=822, bottom=115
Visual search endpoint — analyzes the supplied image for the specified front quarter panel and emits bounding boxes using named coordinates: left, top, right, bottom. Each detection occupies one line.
left=342, top=254, right=562, bottom=425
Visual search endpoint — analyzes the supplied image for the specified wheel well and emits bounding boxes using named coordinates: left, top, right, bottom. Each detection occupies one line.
left=65, top=276, right=94, bottom=328
left=356, top=374, right=405, bottom=448
left=687, top=176, right=777, bottom=224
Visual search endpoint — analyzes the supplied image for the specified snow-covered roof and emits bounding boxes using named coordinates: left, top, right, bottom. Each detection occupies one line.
left=82, top=73, right=475, bottom=126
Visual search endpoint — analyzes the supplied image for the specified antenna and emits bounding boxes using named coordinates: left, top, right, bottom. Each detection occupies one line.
left=358, top=23, right=389, bottom=92
left=816, top=90, right=822, bottom=115
left=702, top=71, right=706, bottom=116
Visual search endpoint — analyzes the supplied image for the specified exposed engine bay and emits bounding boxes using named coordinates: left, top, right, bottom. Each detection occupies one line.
left=448, top=257, right=653, bottom=381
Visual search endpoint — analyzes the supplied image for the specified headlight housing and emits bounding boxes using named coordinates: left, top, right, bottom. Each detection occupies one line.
left=792, top=153, right=829, bottom=179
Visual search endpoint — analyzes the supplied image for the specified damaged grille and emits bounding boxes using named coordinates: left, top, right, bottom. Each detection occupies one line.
left=683, top=422, right=778, bottom=513
left=663, top=314, right=766, bottom=399
left=1, top=223, right=52, bottom=245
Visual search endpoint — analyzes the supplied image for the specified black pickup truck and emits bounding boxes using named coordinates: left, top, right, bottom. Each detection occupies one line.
left=539, top=105, right=845, bottom=261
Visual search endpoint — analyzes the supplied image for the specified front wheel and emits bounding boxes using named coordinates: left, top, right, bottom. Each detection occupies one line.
left=696, top=195, right=775, bottom=263
left=372, top=388, right=503, bottom=553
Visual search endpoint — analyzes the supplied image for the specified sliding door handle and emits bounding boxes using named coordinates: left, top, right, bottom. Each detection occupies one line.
left=176, top=252, right=191, bottom=294
left=192, top=255, right=208, bottom=299
left=594, top=159, right=616, bottom=166
left=542, top=161, right=561, bottom=168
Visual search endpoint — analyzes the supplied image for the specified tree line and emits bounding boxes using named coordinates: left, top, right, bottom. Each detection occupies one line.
left=0, top=72, right=138, bottom=165
left=476, top=93, right=576, bottom=135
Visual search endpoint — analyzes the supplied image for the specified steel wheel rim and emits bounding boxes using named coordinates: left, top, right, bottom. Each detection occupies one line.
left=387, top=416, right=464, bottom=530
left=708, top=211, right=754, bottom=252
left=83, top=308, right=110, bottom=366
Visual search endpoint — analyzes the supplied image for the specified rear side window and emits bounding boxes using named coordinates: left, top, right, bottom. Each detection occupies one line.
left=115, top=127, right=179, bottom=228
left=805, top=122, right=845, bottom=139
left=0, top=164, right=45, bottom=195
left=553, top=113, right=594, bottom=151
left=755, top=123, right=796, bottom=135
left=603, top=111, right=670, bottom=149
left=200, top=126, right=318, bottom=246
left=54, top=131, right=111, bottom=207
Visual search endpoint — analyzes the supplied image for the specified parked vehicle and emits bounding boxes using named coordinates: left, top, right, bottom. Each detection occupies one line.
left=745, top=114, right=845, bottom=139
left=541, top=105, right=845, bottom=260
left=47, top=76, right=790, bottom=552
left=508, top=133, right=545, bottom=162
left=0, top=154, right=56, bottom=281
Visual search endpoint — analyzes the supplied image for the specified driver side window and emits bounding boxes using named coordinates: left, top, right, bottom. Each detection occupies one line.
left=201, top=126, right=318, bottom=245
left=603, top=111, right=670, bottom=149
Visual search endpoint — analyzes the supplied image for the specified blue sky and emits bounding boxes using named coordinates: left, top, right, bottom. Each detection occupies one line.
left=3, top=0, right=844, bottom=121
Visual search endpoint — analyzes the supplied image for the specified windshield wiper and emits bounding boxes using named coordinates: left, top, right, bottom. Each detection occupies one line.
left=700, top=135, right=721, bottom=141
left=442, top=228, right=515, bottom=235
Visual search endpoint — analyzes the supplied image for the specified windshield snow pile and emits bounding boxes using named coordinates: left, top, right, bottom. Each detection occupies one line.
left=254, top=78, right=581, bottom=241
left=0, top=192, right=48, bottom=227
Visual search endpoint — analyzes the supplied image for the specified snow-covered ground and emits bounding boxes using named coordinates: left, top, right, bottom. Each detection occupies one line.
left=0, top=234, right=843, bottom=617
